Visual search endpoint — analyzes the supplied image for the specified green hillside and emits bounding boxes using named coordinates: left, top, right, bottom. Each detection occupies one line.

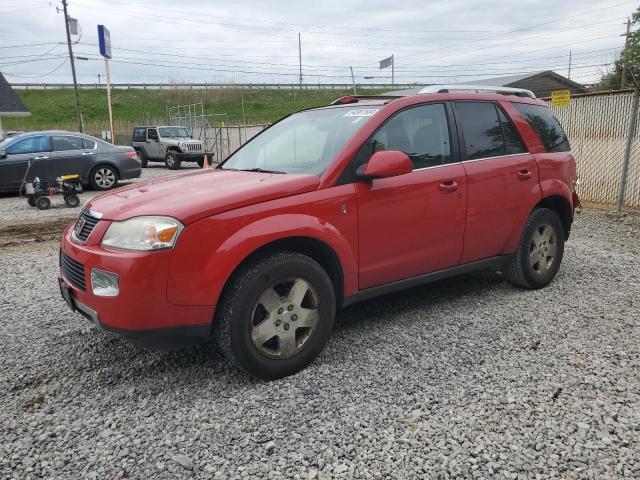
left=4, top=87, right=388, bottom=130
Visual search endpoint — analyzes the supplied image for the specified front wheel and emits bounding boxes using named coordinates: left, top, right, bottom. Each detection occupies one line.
left=90, top=165, right=118, bottom=191
left=503, top=208, right=565, bottom=289
left=64, top=195, right=80, bottom=208
left=165, top=151, right=181, bottom=170
left=214, top=252, right=336, bottom=379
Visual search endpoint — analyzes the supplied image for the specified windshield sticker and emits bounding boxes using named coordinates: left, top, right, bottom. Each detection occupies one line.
left=343, top=108, right=379, bottom=117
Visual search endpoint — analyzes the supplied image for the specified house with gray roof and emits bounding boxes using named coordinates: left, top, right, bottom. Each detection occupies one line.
left=0, top=72, right=31, bottom=137
left=386, top=70, right=586, bottom=99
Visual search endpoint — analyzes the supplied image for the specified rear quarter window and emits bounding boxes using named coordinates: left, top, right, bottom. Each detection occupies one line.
left=513, top=103, right=570, bottom=152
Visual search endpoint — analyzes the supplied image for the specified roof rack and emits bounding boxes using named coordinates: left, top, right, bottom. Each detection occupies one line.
left=418, top=85, right=536, bottom=99
left=330, top=95, right=400, bottom=105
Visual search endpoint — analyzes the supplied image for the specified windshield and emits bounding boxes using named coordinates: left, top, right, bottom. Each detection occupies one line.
left=159, top=127, right=190, bottom=138
left=221, top=106, right=379, bottom=175
left=0, top=136, right=20, bottom=150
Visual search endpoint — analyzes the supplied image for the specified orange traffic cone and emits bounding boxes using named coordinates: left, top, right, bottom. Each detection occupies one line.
left=202, top=153, right=209, bottom=169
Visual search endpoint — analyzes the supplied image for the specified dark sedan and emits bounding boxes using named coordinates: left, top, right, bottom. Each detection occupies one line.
left=0, top=130, right=141, bottom=193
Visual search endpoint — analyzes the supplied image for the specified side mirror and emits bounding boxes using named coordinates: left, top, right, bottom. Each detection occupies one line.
left=0, top=150, right=7, bottom=159
left=357, top=150, right=413, bottom=180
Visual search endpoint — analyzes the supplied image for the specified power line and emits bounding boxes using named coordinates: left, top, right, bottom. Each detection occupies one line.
left=2, top=59, right=68, bottom=78
left=0, top=55, right=67, bottom=67
left=0, top=42, right=61, bottom=50
left=406, top=17, right=628, bottom=65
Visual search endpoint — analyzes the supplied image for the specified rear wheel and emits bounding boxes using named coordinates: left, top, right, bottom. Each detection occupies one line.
left=136, top=150, right=148, bottom=168
left=27, top=196, right=36, bottom=207
left=165, top=150, right=181, bottom=170
left=503, top=208, right=565, bottom=289
left=90, top=165, right=118, bottom=191
left=214, top=251, right=336, bottom=379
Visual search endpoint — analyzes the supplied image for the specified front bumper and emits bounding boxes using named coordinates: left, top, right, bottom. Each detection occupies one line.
left=59, top=223, right=214, bottom=349
left=176, top=152, right=206, bottom=162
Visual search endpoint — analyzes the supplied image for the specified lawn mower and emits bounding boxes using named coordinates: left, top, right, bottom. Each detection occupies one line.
left=25, top=175, right=83, bottom=210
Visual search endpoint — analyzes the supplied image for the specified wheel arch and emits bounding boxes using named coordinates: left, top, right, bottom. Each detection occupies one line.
left=220, top=236, right=346, bottom=309
left=90, top=162, right=121, bottom=180
left=534, top=194, right=573, bottom=239
left=167, top=212, right=358, bottom=308
left=132, top=145, right=148, bottom=157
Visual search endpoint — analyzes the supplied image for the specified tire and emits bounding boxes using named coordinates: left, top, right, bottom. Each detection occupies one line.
left=64, top=195, right=80, bottom=208
left=136, top=150, right=148, bottom=168
left=214, top=251, right=336, bottom=380
left=36, top=196, right=51, bottom=210
left=196, top=157, right=204, bottom=168
left=90, top=165, right=118, bottom=191
left=503, top=208, right=565, bottom=289
left=165, top=150, right=181, bottom=170
left=27, top=196, right=36, bottom=207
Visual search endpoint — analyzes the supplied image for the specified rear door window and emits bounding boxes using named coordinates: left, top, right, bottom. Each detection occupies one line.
left=456, top=102, right=505, bottom=160
left=371, top=103, right=452, bottom=169
left=497, top=108, right=527, bottom=155
left=82, top=138, right=96, bottom=150
left=147, top=128, right=158, bottom=140
left=512, top=103, right=570, bottom=152
left=52, top=136, right=84, bottom=151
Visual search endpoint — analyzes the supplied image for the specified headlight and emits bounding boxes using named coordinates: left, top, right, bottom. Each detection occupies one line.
left=101, top=216, right=184, bottom=251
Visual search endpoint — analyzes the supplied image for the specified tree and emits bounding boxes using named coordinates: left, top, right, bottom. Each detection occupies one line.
left=598, top=7, right=640, bottom=90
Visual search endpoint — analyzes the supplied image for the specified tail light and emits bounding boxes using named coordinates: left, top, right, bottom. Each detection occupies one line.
left=126, top=151, right=137, bottom=158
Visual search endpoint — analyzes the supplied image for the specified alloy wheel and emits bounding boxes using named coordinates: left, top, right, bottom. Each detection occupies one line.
left=95, top=168, right=116, bottom=189
left=529, top=224, right=557, bottom=274
left=250, top=277, right=320, bottom=359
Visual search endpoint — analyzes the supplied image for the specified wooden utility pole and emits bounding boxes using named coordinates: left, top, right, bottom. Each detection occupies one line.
left=350, top=66, right=357, bottom=95
left=62, top=0, right=83, bottom=132
left=298, top=33, right=302, bottom=86
left=622, top=18, right=631, bottom=90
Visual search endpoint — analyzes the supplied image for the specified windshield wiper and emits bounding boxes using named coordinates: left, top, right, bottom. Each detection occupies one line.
left=238, top=168, right=286, bottom=174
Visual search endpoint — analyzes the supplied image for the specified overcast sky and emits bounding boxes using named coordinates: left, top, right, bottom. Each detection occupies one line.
left=0, top=0, right=635, bottom=86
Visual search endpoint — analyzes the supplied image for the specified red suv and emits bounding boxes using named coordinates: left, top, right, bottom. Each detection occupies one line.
left=59, top=87, right=579, bottom=379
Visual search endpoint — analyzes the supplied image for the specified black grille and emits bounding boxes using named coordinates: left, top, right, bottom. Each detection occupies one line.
left=60, top=251, right=86, bottom=291
left=74, top=210, right=100, bottom=242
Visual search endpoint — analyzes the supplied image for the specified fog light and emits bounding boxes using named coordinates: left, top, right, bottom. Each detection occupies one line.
left=91, top=269, right=119, bottom=297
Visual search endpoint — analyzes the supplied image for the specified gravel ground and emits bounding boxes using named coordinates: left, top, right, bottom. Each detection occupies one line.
left=0, top=208, right=639, bottom=479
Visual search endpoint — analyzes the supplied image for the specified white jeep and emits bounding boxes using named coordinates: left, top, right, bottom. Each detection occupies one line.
left=132, top=126, right=206, bottom=170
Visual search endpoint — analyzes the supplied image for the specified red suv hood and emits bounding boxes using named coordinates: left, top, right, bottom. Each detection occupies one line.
left=85, top=169, right=320, bottom=224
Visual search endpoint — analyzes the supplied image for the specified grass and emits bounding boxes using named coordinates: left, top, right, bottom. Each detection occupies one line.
left=4, top=87, right=389, bottom=130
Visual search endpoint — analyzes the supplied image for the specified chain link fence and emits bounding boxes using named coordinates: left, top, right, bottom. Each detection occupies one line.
left=549, top=91, right=640, bottom=209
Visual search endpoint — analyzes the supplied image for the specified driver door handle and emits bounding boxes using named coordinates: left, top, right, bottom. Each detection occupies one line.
left=439, top=180, right=458, bottom=194
left=31, top=155, right=49, bottom=160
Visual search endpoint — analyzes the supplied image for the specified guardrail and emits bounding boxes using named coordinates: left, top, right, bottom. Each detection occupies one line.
left=10, top=83, right=425, bottom=90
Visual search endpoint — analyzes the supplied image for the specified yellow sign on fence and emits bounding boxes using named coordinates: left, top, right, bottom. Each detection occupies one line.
left=551, top=90, right=571, bottom=107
